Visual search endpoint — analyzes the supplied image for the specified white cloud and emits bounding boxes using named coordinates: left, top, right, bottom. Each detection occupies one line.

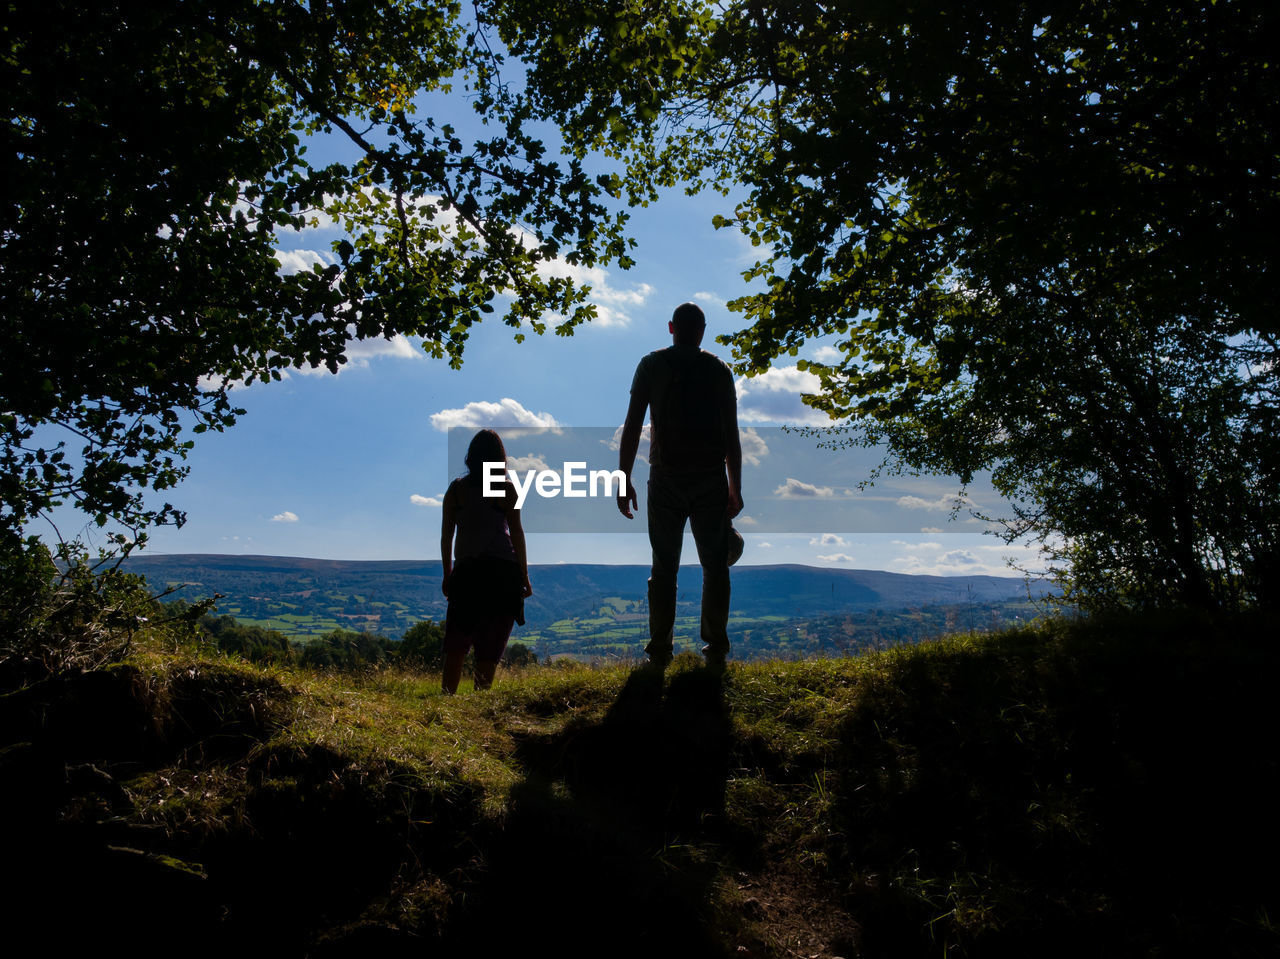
left=757, top=541, right=773, bottom=548
left=810, top=533, right=849, bottom=547
left=197, top=369, right=292, bottom=393
left=740, top=426, right=770, bottom=467
left=921, top=526, right=943, bottom=534
left=410, top=494, right=443, bottom=507
left=271, top=511, right=299, bottom=523
left=590, top=303, right=637, bottom=327
left=296, top=332, right=421, bottom=376
left=286, top=188, right=652, bottom=330
left=603, top=424, right=652, bottom=463
left=693, top=291, right=724, bottom=307
left=346, top=334, right=419, bottom=363
left=206, top=332, right=418, bottom=386
left=290, top=205, right=339, bottom=235
left=592, top=279, right=655, bottom=307
left=507, top=453, right=550, bottom=472
left=774, top=477, right=837, bottom=497
left=535, top=260, right=654, bottom=328
left=736, top=515, right=758, bottom=527
left=293, top=187, right=454, bottom=242
left=817, top=552, right=856, bottom=563
left=430, top=398, right=560, bottom=432
left=888, top=542, right=1027, bottom=576
left=274, top=248, right=336, bottom=275
left=283, top=188, right=652, bottom=347
left=812, top=345, right=842, bottom=363
left=896, top=494, right=975, bottom=511
left=735, top=365, right=832, bottom=425
left=274, top=190, right=345, bottom=238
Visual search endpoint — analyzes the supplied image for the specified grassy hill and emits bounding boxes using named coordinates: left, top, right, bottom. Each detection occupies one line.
left=3, top=612, right=1277, bottom=957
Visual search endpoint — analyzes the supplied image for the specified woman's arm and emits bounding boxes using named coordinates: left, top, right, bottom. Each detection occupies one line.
left=440, top=482, right=457, bottom=596
left=505, top=484, right=532, bottom=597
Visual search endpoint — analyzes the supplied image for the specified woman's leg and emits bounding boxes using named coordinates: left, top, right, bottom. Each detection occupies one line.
left=442, top=648, right=467, bottom=694
left=470, top=615, right=516, bottom=690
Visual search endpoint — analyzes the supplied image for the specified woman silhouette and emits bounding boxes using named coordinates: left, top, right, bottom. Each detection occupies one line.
left=439, top=429, right=532, bottom=693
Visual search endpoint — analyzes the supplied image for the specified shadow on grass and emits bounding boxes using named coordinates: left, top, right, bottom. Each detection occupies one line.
left=441, top=663, right=738, bottom=958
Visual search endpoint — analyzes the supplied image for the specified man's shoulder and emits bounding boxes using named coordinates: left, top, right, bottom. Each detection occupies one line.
left=691, top=348, right=735, bottom=390
left=634, top=346, right=733, bottom=388
left=633, top=347, right=680, bottom=383
left=697, top=348, right=733, bottom=375
left=631, top=349, right=665, bottom=392
left=649, top=345, right=732, bottom=369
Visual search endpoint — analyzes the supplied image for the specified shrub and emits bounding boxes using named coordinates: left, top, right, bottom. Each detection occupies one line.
left=399, top=619, right=446, bottom=670
left=503, top=641, right=537, bottom=667
left=0, top=537, right=157, bottom=688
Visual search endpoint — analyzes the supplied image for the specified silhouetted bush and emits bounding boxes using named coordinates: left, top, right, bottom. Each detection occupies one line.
left=199, top=613, right=295, bottom=665
left=0, top=537, right=157, bottom=689
left=398, top=619, right=445, bottom=669
left=503, top=641, right=537, bottom=666
left=298, top=629, right=395, bottom=670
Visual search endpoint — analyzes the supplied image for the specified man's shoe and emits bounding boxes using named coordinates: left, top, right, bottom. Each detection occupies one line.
left=642, top=653, right=671, bottom=673
left=703, top=649, right=727, bottom=671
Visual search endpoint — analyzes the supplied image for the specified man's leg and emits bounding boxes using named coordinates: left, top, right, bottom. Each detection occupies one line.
left=646, top=471, right=686, bottom=667
left=689, top=472, right=731, bottom=666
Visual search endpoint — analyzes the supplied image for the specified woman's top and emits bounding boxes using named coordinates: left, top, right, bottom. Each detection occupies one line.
left=446, top=478, right=524, bottom=627
left=452, top=478, right=518, bottom=564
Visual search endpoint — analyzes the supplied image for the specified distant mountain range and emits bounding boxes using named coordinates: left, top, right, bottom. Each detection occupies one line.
left=123, top=553, right=1055, bottom=639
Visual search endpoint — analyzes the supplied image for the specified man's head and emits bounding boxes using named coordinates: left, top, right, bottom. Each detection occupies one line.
left=669, top=302, right=706, bottom=345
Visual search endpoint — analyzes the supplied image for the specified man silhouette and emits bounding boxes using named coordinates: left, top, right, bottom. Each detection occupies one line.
left=617, top=302, right=743, bottom=669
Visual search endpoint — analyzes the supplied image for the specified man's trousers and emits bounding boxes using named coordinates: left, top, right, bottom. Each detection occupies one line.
left=645, top=467, right=731, bottom=664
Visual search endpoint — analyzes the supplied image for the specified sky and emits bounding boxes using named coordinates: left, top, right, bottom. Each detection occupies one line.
left=45, top=81, right=1046, bottom=579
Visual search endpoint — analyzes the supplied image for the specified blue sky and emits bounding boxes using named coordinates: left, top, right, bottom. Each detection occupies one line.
left=46, top=88, right=1044, bottom=578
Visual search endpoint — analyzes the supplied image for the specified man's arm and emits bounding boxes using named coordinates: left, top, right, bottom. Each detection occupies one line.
left=617, top=385, right=648, bottom=519
left=723, top=371, right=743, bottom=518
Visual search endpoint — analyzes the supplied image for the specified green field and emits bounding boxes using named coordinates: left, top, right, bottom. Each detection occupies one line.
left=216, top=590, right=1042, bottom=661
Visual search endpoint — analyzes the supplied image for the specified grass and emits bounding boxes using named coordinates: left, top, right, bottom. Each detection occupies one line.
left=5, top=612, right=1279, bottom=957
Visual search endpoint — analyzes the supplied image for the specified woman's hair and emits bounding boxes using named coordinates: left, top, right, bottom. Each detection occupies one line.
left=462, top=428, right=507, bottom=487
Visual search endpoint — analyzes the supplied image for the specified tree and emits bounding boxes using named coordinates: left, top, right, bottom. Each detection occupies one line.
left=200, top=613, right=294, bottom=664
left=399, top=618, right=446, bottom=670
left=504, top=0, right=1280, bottom=609
left=2, top=0, right=631, bottom=550
left=503, top=640, right=537, bottom=666
left=299, top=628, right=395, bottom=670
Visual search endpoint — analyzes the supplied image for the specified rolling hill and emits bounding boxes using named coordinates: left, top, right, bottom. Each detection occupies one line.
left=123, top=553, right=1054, bottom=646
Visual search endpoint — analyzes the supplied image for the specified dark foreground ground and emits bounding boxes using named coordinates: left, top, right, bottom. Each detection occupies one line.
left=2, top=611, right=1278, bottom=957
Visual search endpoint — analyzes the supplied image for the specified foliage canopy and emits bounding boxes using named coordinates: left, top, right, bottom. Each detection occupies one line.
left=2, top=0, right=629, bottom=547
left=506, top=0, right=1280, bottom=609
left=6, top=0, right=1278, bottom=611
